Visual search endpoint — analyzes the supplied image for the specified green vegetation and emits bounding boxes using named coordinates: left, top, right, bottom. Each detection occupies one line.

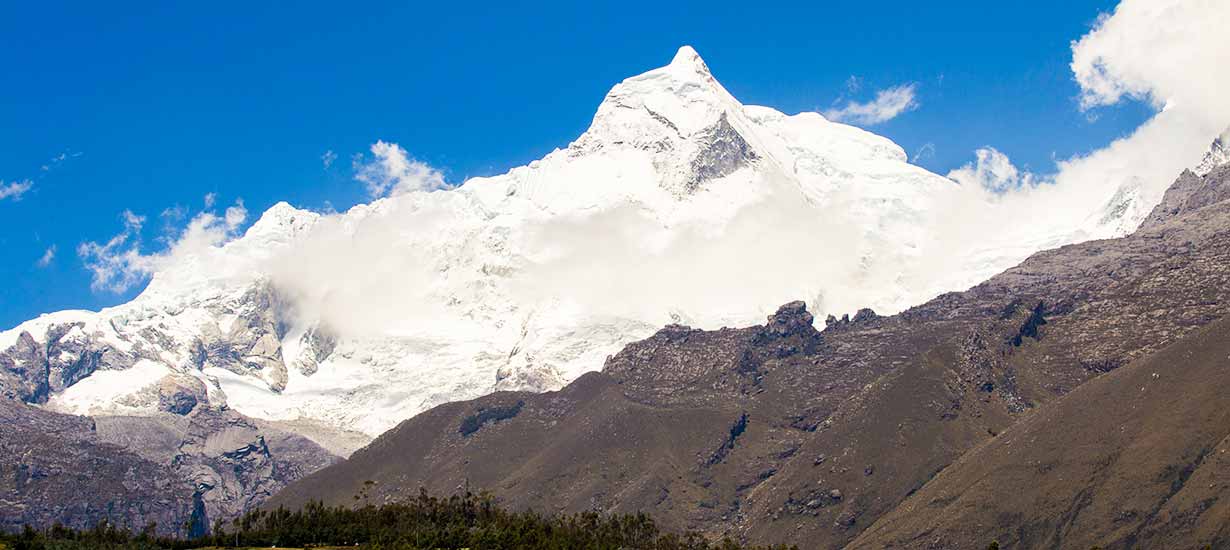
left=458, top=401, right=525, bottom=436
left=0, top=490, right=794, bottom=550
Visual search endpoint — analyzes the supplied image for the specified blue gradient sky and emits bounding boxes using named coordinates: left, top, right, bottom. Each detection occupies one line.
left=0, top=0, right=1153, bottom=327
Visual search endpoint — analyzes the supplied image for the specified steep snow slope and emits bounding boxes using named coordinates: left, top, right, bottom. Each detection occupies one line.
left=1, top=47, right=1214, bottom=444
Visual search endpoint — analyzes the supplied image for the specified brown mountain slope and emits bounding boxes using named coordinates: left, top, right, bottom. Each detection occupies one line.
left=852, top=314, right=1230, bottom=549
left=0, top=399, right=339, bottom=536
left=0, top=399, right=197, bottom=535
left=269, top=163, right=1230, bottom=549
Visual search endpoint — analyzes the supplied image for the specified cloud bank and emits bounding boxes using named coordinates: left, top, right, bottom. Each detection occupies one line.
left=957, top=0, right=1230, bottom=230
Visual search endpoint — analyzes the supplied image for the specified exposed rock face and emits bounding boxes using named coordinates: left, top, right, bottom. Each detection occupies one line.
left=92, top=408, right=340, bottom=529
left=0, top=280, right=311, bottom=422
left=1193, top=127, right=1230, bottom=177
left=0, top=324, right=138, bottom=405
left=158, top=375, right=208, bottom=415
left=1140, top=163, right=1230, bottom=230
left=0, top=399, right=194, bottom=535
left=682, top=113, right=758, bottom=193
left=289, top=324, right=336, bottom=377
left=761, top=301, right=815, bottom=339
left=0, top=397, right=338, bottom=536
left=192, top=284, right=294, bottom=391
left=0, top=333, right=48, bottom=402
left=270, top=164, right=1230, bottom=549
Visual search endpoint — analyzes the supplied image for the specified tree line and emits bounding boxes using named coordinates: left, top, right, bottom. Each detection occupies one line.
left=0, top=488, right=796, bottom=550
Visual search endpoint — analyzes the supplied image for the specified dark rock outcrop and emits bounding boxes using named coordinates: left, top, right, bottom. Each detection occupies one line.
left=683, top=113, right=758, bottom=192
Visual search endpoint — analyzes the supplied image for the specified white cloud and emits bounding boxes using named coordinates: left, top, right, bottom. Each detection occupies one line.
left=0, top=179, right=33, bottom=201
left=78, top=199, right=249, bottom=293
left=39, top=150, right=81, bottom=172
left=948, top=147, right=1038, bottom=193
left=225, top=199, right=247, bottom=229
left=1066, top=0, right=1230, bottom=188
left=353, top=141, right=449, bottom=197
left=322, top=149, right=337, bottom=169
left=824, top=84, right=918, bottom=125
left=845, top=75, right=863, bottom=93
left=1071, top=0, right=1229, bottom=114
left=204, top=192, right=217, bottom=209
left=78, top=210, right=152, bottom=292
left=943, top=0, right=1230, bottom=243
left=36, top=245, right=56, bottom=268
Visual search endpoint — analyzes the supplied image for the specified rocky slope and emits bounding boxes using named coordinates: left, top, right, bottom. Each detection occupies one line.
left=268, top=158, right=1230, bottom=548
left=852, top=314, right=1230, bottom=549
left=0, top=400, right=195, bottom=535
left=0, top=399, right=338, bottom=535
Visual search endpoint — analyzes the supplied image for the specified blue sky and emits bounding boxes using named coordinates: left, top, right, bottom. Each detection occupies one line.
left=0, top=0, right=1157, bottom=328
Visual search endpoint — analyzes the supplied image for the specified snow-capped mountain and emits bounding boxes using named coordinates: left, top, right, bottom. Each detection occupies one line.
left=1, top=47, right=1213, bottom=447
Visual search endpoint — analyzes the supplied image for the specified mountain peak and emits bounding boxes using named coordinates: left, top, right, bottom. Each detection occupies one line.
left=668, top=45, right=710, bottom=75
left=1194, top=126, right=1230, bottom=177
left=578, top=46, right=741, bottom=156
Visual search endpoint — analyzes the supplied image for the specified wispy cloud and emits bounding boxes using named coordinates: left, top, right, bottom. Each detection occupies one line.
left=0, top=179, right=33, bottom=201
left=78, top=210, right=151, bottom=292
left=824, top=83, right=919, bottom=126
left=353, top=141, right=450, bottom=197
left=40, top=150, right=82, bottom=172
left=911, top=142, right=937, bottom=164
left=322, top=149, right=337, bottom=169
left=78, top=198, right=248, bottom=293
left=844, top=75, right=863, bottom=93
left=36, top=245, right=56, bottom=268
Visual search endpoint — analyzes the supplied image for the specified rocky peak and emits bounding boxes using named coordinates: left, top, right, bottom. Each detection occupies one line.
left=763, top=301, right=819, bottom=340
left=1139, top=160, right=1230, bottom=230
left=567, top=46, right=765, bottom=197
left=667, top=45, right=711, bottom=76
left=824, top=308, right=879, bottom=331
left=1194, top=127, right=1230, bottom=177
left=580, top=46, right=741, bottom=147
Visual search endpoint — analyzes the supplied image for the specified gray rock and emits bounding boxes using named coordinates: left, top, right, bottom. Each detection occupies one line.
left=158, top=375, right=208, bottom=415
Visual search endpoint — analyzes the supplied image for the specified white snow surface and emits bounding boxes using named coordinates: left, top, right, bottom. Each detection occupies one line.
left=0, top=47, right=1191, bottom=440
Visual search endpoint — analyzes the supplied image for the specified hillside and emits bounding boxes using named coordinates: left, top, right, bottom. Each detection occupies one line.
left=269, top=160, right=1230, bottom=548
left=852, top=314, right=1230, bottom=548
left=0, top=399, right=338, bottom=536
